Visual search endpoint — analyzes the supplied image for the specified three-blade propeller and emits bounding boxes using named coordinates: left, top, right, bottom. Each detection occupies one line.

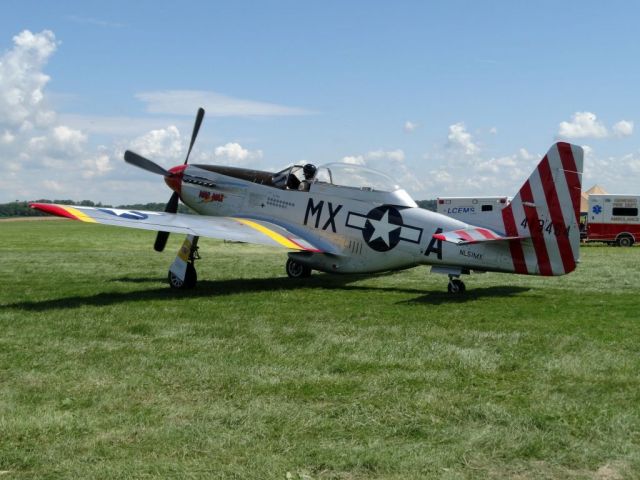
left=124, top=107, right=205, bottom=252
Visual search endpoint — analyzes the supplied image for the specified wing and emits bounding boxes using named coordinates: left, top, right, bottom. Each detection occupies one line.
left=30, top=203, right=330, bottom=253
left=433, top=226, right=528, bottom=245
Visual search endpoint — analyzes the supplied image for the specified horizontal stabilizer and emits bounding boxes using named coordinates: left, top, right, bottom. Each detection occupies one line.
left=433, top=226, right=526, bottom=245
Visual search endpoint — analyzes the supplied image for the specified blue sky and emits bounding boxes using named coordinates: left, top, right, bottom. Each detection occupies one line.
left=1, top=1, right=639, bottom=203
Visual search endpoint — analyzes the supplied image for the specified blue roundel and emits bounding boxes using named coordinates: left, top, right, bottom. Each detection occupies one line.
left=98, top=208, right=149, bottom=220
left=592, top=205, right=602, bottom=215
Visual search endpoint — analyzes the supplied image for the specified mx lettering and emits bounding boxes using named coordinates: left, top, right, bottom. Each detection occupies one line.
left=304, top=198, right=343, bottom=233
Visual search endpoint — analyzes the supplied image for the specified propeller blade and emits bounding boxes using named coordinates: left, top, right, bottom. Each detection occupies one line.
left=184, top=107, right=205, bottom=165
left=154, top=231, right=170, bottom=252
left=165, top=191, right=180, bottom=213
left=124, top=150, right=171, bottom=176
left=153, top=192, right=180, bottom=252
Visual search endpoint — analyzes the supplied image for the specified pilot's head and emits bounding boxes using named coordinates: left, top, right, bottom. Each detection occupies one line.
left=303, top=163, right=317, bottom=180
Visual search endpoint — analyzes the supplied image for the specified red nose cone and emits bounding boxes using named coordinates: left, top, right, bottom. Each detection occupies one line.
left=165, top=165, right=187, bottom=194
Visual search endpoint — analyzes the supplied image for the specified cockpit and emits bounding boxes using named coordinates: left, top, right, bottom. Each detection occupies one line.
left=272, top=163, right=400, bottom=193
left=194, top=161, right=417, bottom=207
left=271, top=162, right=416, bottom=207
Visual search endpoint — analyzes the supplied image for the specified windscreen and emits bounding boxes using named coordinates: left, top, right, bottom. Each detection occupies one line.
left=317, top=163, right=399, bottom=192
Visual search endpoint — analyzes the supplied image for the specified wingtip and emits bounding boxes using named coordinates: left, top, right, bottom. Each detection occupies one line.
left=29, top=203, right=77, bottom=220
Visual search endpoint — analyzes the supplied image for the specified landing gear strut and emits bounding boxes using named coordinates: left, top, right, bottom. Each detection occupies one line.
left=168, top=235, right=200, bottom=289
left=286, top=258, right=312, bottom=278
left=447, top=275, right=466, bottom=294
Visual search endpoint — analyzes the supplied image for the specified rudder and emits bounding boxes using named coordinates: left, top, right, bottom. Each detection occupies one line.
left=501, top=142, right=583, bottom=276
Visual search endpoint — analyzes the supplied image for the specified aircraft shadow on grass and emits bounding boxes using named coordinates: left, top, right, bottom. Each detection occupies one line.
left=7, top=272, right=530, bottom=312
left=398, top=285, right=530, bottom=305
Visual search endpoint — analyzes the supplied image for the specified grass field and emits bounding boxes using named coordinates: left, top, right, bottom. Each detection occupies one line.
left=1, top=220, right=639, bottom=479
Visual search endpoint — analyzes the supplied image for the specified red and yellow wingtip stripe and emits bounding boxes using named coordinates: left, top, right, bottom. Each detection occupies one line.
left=232, top=217, right=318, bottom=251
left=30, top=203, right=97, bottom=223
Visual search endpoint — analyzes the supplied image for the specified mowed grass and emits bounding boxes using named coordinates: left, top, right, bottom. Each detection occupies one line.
left=1, top=220, right=639, bottom=479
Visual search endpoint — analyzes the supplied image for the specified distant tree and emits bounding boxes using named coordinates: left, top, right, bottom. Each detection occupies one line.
left=0, top=201, right=45, bottom=217
left=416, top=199, right=437, bottom=212
left=116, top=202, right=194, bottom=214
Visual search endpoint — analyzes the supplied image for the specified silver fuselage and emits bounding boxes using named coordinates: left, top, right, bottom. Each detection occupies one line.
left=179, top=165, right=522, bottom=275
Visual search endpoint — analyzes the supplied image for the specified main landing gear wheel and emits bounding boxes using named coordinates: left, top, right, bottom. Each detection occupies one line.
left=168, top=263, right=197, bottom=289
left=447, top=278, right=466, bottom=294
left=286, top=258, right=312, bottom=278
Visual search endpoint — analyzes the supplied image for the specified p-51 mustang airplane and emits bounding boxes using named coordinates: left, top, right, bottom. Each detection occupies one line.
left=31, top=108, right=584, bottom=293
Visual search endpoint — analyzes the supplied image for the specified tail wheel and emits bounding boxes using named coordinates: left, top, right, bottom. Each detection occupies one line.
left=447, top=279, right=466, bottom=294
left=286, top=258, right=312, bottom=278
left=617, top=235, right=634, bottom=247
left=168, top=263, right=197, bottom=289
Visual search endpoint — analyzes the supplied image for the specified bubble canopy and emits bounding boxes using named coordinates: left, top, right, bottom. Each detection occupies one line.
left=315, top=163, right=400, bottom=192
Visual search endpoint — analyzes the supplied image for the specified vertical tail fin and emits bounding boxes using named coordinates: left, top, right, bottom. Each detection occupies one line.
left=501, top=142, right=583, bottom=276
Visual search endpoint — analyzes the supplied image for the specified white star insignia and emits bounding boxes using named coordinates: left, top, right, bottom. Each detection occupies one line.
left=367, top=210, right=401, bottom=246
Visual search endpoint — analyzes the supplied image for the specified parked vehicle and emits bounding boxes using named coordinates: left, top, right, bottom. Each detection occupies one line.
left=587, top=194, right=640, bottom=246
left=436, top=196, right=510, bottom=231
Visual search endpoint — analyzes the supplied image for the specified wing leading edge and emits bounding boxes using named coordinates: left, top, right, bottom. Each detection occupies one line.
left=30, top=203, right=327, bottom=253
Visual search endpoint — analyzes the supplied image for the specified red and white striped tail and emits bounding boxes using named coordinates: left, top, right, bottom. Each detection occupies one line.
left=501, top=142, right=583, bottom=276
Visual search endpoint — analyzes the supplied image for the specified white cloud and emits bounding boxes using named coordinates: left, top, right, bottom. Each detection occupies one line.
left=81, top=147, right=113, bottom=179
left=558, top=112, right=608, bottom=139
left=52, top=125, right=86, bottom=151
left=12, top=29, right=57, bottom=62
left=403, top=121, right=418, bottom=133
left=0, top=30, right=58, bottom=129
left=422, top=138, right=636, bottom=200
left=0, top=30, right=280, bottom=203
left=0, top=30, right=92, bottom=179
left=475, top=155, right=518, bottom=174
left=518, top=148, right=535, bottom=160
left=582, top=146, right=640, bottom=189
left=342, top=149, right=406, bottom=165
left=612, top=120, right=634, bottom=137
left=489, top=127, right=498, bottom=134
left=367, top=149, right=405, bottom=162
left=23, top=126, right=86, bottom=163
left=558, top=112, right=634, bottom=140
left=1, top=130, right=15, bottom=144
left=129, top=125, right=183, bottom=162
left=214, top=142, right=263, bottom=164
left=421, top=143, right=541, bottom=198
left=136, top=90, right=313, bottom=117
left=447, top=122, right=479, bottom=155
left=0, top=30, right=188, bottom=202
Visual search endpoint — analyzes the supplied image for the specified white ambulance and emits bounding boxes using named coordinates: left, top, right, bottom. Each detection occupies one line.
left=436, top=196, right=510, bottom=230
left=587, top=194, right=640, bottom=246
